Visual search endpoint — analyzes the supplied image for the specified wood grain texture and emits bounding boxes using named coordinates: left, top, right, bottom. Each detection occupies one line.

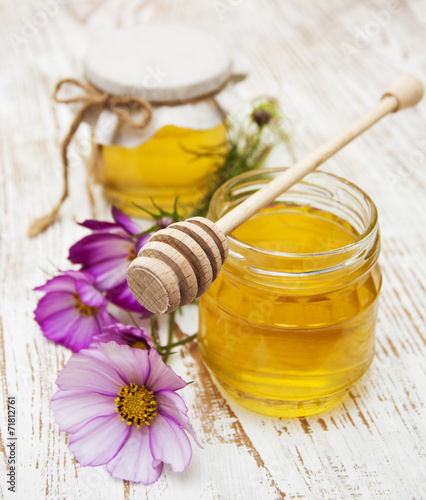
left=1, top=0, right=426, bottom=498
left=128, top=218, right=228, bottom=314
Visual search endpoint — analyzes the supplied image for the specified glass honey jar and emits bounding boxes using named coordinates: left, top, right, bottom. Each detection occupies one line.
left=81, top=26, right=245, bottom=216
left=198, top=168, right=382, bottom=418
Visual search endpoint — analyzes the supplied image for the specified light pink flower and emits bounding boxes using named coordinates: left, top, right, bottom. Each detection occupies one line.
left=50, top=342, right=200, bottom=484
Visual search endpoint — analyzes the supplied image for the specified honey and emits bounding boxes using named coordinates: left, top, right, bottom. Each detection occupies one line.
left=198, top=169, right=381, bottom=417
left=77, top=26, right=242, bottom=216
left=96, top=122, right=227, bottom=216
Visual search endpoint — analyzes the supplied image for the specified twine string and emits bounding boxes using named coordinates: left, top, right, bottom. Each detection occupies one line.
left=27, top=78, right=153, bottom=237
left=27, top=75, right=233, bottom=237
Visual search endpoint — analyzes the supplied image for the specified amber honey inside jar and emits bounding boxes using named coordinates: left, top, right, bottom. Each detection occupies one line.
left=199, top=168, right=382, bottom=417
left=97, top=122, right=227, bottom=216
left=83, top=25, right=240, bottom=215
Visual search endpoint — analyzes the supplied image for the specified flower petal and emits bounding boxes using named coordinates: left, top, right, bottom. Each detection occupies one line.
left=68, top=414, right=130, bottom=466
left=96, top=342, right=150, bottom=387
left=92, top=323, right=155, bottom=350
left=156, top=390, right=200, bottom=446
left=75, top=280, right=107, bottom=308
left=50, top=390, right=115, bottom=434
left=34, top=275, right=76, bottom=293
left=106, top=281, right=151, bottom=315
left=135, top=233, right=151, bottom=254
left=106, top=424, right=163, bottom=484
left=112, top=206, right=141, bottom=235
left=98, top=309, right=119, bottom=327
left=56, top=348, right=124, bottom=395
left=79, top=219, right=123, bottom=233
left=149, top=413, right=192, bottom=472
left=38, top=307, right=80, bottom=343
left=85, top=258, right=130, bottom=290
left=34, top=292, right=75, bottom=323
left=146, top=349, right=187, bottom=393
left=62, top=270, right=95, bottom=283
left=63, top=315, right=101, bottom=352
left=69, top=233, right=133, bottom=267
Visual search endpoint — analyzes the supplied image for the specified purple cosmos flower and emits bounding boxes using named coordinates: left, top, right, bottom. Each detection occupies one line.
left=34, top=270, right=116, bottom=352
left=50, top=342, right=199, bottom=484
left=252, top=108, right=272, bottom=127
left=68, top=207, right=151, bottom=315
left=91, top=322, right=156, bottom=351
left=156, top=215, right=175, bottom=230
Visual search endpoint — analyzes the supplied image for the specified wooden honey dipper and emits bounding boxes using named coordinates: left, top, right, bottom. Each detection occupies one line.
left=127, top=74, right=424, bottom=314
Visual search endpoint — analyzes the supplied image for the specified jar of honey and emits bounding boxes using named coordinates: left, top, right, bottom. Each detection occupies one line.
left=82, top=26, right=245, bottom=215
left=198, top=168, right=382, bottom=417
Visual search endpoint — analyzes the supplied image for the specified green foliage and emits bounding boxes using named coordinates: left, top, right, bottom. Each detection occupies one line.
left=191, top=97, right=294, bottom=217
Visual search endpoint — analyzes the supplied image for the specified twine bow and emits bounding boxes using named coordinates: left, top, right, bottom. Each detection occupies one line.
left=28, top=78, right=153, bottom=237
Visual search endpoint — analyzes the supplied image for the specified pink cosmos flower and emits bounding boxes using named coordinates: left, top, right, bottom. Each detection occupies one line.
left=68, top=207, right=151, bottom=315
left=50, top=342, right=199, bottom=484
left=91, top=322, right=156, bottom=351
left=34, top=270, right=116, bottom=352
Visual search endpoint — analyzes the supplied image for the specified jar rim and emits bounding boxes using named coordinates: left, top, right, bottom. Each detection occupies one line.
left=209, top=168, right=378, bottom=261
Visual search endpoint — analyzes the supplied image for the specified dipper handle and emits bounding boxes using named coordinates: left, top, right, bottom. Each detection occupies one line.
left=216, top=74, right=424, bottom=235
left=382, top=73, right=424, bottom=111
left=127, top=74, right=423, bottom=315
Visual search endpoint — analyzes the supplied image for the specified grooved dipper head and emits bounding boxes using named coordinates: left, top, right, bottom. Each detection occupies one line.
left=126, top=217, right=228, bottom=315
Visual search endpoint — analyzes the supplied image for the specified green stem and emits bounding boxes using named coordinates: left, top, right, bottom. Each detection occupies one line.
left=127, top=312, right=138, bottom=328
left=161, top=333, right=198, bottom=352
left=130, top=225, right=156, bottom=238
left=163, top=311, right=176, bottom=363
left=150, top=315, right=161, bottom=350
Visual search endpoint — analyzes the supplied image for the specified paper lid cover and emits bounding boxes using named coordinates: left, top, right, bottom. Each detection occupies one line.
left=83, top=26, right=233, bottom=103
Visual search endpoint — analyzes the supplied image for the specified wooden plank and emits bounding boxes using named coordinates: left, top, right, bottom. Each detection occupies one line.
left=0, top=0, right=425, bottom=498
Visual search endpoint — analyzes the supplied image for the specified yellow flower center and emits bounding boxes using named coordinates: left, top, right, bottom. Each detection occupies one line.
left=73, top=293, right=98, bottom=316
left=115, top=383, right=157, bottom=427
left=128, top=247, right=137, bottom=261
left=130, top=339, right=150, bottom=350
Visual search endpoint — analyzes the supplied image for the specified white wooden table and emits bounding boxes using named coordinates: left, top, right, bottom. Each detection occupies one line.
left=1, top=1, right=426, bottom=498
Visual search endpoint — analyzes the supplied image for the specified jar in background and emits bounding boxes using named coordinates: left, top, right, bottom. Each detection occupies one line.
left=82, top=26, right=244, bottom=215
left=199, top=168, right=382, bottom=418
left=94, top=122, right=227, bottom=216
